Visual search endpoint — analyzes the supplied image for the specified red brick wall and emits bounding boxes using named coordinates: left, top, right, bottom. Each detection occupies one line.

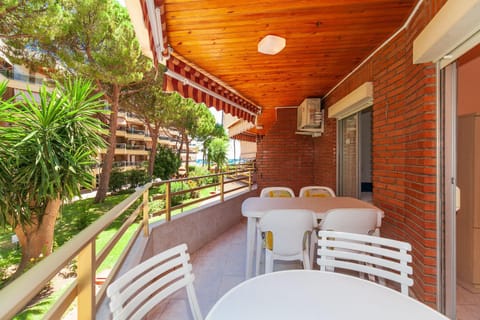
left=256, top=0, right=447, bottom=305
left=256, top=108, right=315, bottom=196
left=321, top=0, right=446, bottom=305
left=312, top=116, right=337, bottom=192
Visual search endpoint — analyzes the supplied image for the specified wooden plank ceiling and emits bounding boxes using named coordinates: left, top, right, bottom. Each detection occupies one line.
left=159, top=0, right=416, bottom=132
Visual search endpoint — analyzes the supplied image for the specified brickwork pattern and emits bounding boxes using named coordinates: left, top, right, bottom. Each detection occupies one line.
left=256, top=0, right=447, bottom=305
left=256, top=108, right=315, bottom=196
left=322, top=0, right=446, bottom=305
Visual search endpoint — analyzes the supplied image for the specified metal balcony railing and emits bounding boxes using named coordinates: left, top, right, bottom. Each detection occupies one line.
left=127, top=128, right=145, bottom=135
left=0, top=169, right=254, bottom=319
left=0, top=68, right=46, bottom=85
left=115, top=143, right=127, bottom=149
left=112, top=161, right=147, bottom=168
left=126, top=144, right=146, bottom=150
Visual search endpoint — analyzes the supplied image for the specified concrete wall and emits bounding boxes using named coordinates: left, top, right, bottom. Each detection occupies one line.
left=143, top=190, right=256, bottom=259
left=97, top=189, right=256, bottom=319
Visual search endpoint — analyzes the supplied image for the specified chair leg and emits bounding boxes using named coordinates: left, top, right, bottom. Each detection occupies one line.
left=309, top=231, right=317, bottom=269
left=186, top=283, right=203, bottom=320
left=303, top=249, right=311, bottom=270
left=255, top=229, right=262, bottom=276
left=265, top=249, right=274, bottom=273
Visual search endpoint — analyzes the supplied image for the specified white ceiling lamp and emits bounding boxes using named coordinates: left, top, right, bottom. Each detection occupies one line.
left=258, top=35, right=286, bottom=55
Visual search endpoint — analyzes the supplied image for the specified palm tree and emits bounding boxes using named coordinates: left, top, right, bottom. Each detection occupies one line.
left=0, top=78, right=106, bottom=276
left=208, top=138, right=229, bottom=173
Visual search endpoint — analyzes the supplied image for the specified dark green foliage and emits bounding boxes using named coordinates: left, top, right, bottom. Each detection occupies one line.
left=0, top=78, right=106, bottom=228
left=128, top=169, right=148, bottom=187
left=188, top=166, right=217, bottom=185
left=150, top=181, right=191, bottom=208
left=153, top=145, right=181, bottom=180
left=208, top=138, right=229, bottom=173
left=109, top=168, right=127, bottom=193
left=109, top=169, right=149, bottom=192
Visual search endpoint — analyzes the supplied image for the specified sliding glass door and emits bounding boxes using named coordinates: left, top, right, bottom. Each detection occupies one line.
left=338, top=113, right=359, bottom=197
left=338, top=108, right=372, bottom=200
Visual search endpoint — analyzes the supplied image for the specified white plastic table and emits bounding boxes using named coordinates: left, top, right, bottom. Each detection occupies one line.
left=205, top=270, right=450, bottom=320
left=241, top=196, right=384, bottom=278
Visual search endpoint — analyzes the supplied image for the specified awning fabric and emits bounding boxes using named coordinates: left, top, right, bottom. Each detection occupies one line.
left=239, top=140, right=257, bottom=159
left=227, top=119, right=255, bottom=138
left=164, top=54, right=260, bottom=123
left=232, top=132, right=257, bottom=143
left=138, top=0, right=261, bottom=123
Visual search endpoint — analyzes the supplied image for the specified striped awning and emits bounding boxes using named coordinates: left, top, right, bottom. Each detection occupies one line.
left=239, top=140, right=257, bottom=159
left=133, top=1, right=261, bottom=123
left=227, top=119, right=255, bottom=138
left=232, top=132, right=257, bottom=143
left=164, top=54, right=260, bottom=123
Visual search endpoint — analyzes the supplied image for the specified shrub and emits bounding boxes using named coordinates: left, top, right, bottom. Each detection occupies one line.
left=153, top=145, right=181, bottom=180
left=188, top=165, right=216, bottom=185
left=109, top=168, right=127, bottom=192
left=128, top=169, right=148, bottom=187
left=150, top=181, right=191, bottom=207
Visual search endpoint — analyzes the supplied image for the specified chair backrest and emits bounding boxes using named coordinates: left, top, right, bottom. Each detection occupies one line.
left=107, top=243, right=203, bottom=320
left=299, top=186, right=336, bottom=198
left=317, top=230, right=413, bottom=295
left=260, top=187, right=295, bottom=198
left=320, top=208, right=378, bottom=234
left=259, top=209, right=316, bottom=256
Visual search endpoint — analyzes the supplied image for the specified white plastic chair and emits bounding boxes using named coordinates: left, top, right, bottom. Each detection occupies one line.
left=258, top=209, right=317, bottom=273
left=299, top=186, right=336, bottom=198
left=260, top=187, right=295, bottom=198
left=319, top=208, right=378, bottom=234
left=255, top=187, right=295, bottom=275
left=310, top=208, right=379, bottom=266
left=106, top=243, right=203, bottom=320
left=317, top=230, right=413, bottom=295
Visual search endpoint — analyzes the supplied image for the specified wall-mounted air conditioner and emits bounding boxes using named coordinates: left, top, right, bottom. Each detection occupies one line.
left=296, top=98, right=324, bottom=137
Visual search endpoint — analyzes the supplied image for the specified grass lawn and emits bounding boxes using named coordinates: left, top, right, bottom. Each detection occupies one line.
left=0, top=192, right=134, bottom=319
left=0, top=185, right=217, bottom=319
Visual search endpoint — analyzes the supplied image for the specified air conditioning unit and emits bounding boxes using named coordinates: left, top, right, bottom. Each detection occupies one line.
left=296, top=98, right=324, bottom=136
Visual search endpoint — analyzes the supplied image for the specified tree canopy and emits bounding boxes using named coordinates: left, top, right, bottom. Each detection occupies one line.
left=0, top=1, right=61, bottom=41
left=166, top=97, right=216, bottom=175
left=0, top=78, right=106, bottom=274
left=153, top=145, right=181, bottom=180
left=1, top=0, right=153, bottom=203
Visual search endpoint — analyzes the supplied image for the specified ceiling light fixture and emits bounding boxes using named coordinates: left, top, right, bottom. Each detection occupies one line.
left=258, top=35, right=286, bottom=55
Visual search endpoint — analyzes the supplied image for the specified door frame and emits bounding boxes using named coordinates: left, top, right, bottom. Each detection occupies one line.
left=438, top=61, right=457, bottom=318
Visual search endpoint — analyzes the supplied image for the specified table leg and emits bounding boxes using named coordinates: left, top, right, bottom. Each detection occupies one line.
left=245, top=217, right=256, bottom=279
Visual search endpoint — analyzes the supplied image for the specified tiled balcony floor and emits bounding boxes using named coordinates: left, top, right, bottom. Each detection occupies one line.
left=146, top=218, right=479, bottom=320
left=457, top=285, right=480, bottom=320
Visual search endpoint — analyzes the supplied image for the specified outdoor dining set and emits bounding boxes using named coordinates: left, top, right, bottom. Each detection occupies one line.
left=104, top=186, right=449, bottom=320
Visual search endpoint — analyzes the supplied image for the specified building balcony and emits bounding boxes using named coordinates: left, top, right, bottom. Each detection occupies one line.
left=126, top=128, right=146, bottom=140
left=125, top=112, right=144, bottom=124
left=112, top=161, right=148, bottom=170
left=116, top=127, right=127, bottom=137
left=98, top=144, right=149, bottom=156
left=0, top=68, right=47, bottom=86
left=126, top=144, right=149, bottom=156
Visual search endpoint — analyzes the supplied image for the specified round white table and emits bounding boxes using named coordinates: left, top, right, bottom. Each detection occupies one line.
left=205, top=270, right=449, bottom=320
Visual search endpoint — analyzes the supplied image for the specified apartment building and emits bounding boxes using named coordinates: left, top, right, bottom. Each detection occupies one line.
left=0, top=59, right=198, bottom=184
